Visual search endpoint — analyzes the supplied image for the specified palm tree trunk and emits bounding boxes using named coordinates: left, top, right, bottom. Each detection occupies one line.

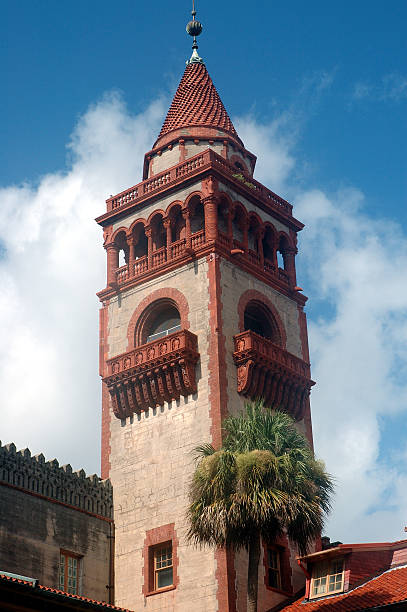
left=247, top=530, right=261, bottom=612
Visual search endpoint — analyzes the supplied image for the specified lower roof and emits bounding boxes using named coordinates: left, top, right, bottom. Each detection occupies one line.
left=277, top=565, right=407, bottom=611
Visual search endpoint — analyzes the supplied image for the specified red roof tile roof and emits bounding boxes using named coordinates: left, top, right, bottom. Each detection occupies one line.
left=155, top=62, right=241, bottom=146
left=0, top=573, right=133, bottom=610
left=278, top=565, right=407, bottom=611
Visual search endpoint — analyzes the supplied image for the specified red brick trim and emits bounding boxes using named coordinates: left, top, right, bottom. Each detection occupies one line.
left=0, top=481, right=113, bottom=523
left=297, top=306, right=310, bottom=363
left=126, top=287, right=190, bottom=350
left=142, top=523, right=179, bottom=597
left=263, top=534, right=293, bottom=595
left=237, top=289, right=287, bottom=349
left=100, top=304, right=111, bottom=479
left=207, top=254, right=236, bottom=611
left=215, top=548, right=237, bottom=612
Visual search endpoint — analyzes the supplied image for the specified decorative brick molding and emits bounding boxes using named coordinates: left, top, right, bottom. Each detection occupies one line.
left=0, top=442, right=112, bottom=518
left=126, top=287, right=190, bottom=350
left=233, top=331, right=314, bottom=420
left=142, top=523, right=179, bottom=597
left=104, top=330, right=199, bottom=419
left=237, top=289, right=288, bottom=349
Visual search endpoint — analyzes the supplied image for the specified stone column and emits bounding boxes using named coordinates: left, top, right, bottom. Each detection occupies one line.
left=242, top=217, right=249, bottom=253
left=257, top=227, right=265, bottom=266
left=127, top=235, right=135, bottom=278
left=145, top=226, right=152, bottom=270
left=105, top=244, right=119, bottom=286
left=182, top=208, right=192, bottom=250
left=203, top=196, right=218, bottom=242
left=284, top=246, right=298, bottom=286
left=164, top=218, right=172, bottom=261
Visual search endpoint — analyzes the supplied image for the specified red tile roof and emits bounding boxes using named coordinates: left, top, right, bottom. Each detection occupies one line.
left=156, top=62, right=241, bottom=145
left=0, top=573, right=133, bottom=610
left=278, top=565, right=407, bottom=611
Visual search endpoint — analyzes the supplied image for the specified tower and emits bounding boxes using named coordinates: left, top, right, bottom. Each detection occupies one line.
left=97, top=11, right=314, bottom=612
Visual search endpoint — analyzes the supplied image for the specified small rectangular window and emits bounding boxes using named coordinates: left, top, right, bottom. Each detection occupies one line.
left=267, top=547, right=281, bottom=590
left=153, top=543, right=173, bottom=591
left=310, top=558, right=344, bottom=598
left=59, top=551, right=80, bottom=594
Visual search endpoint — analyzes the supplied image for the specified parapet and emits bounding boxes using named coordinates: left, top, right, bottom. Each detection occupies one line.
left=0, top=442, right=113, bottom=519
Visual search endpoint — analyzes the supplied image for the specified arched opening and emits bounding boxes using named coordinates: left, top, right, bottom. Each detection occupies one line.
left=248, top=217, right=261, bottom=253
left=277, top=235, right=290, bottom=271
left=146, top=306, right=181, bottom=343
left=218, top=198, right=229, bottom=235
left=234, top=161, right=245, bottom=172
left=151, top=214, right=166, bottom=251
left=115, top=230, right=129, bottom=268
left=189, top=196, right=204, bottom=234
left=263, top=226, right=276, bottom=271
left=169, top=205, right=185, bottom=243
left=263, top=227, right=275, bottom=262
left=136, top=299, right=182, bottom=346
left=132, top=223, right=148, bottom=260
left=244, top=300, right=281, bottom=344
left=232, top=206, right=246, bottom=245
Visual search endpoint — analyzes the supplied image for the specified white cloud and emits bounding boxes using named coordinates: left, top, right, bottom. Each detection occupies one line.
left=0, top=92, right=165, bottom=474
left=352, top=73, right=407, bottom=102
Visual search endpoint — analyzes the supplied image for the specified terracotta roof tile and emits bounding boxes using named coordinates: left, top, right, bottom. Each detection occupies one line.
left=157, top=62, right=239, bottom=142
left=279, top=565, right=407, bottom=611
left=0, top=573, right=133, bottom=610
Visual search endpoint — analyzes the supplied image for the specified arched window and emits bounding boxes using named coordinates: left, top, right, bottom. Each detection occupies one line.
left=244, top=300, right=281, bottom=345
left=151, top=214, right=166, bottom=251
left=233, top=206, right=246, bottom=245
left=169, top=206, right=185, bottom=243
left=218, top=198, right=229, bottom=234
left=135, top=300, right=182, bottom=345
left=262, top=227, right=276, bottom=263
left=146, top=306, right=181, bottom=343
left=115, top=230, right=129, bottom=267
left=132, top=223, right=148, bottom=259
left=189, top=196, right=204, bottom=234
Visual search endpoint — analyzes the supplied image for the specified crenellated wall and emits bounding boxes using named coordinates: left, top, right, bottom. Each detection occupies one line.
left=0, top=443, right=114, bottom=602
left=0, top=442, right=112, bottom=518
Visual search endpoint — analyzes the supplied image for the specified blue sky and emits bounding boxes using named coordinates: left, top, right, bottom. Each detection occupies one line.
left=1, top=1, right=407, bottom=543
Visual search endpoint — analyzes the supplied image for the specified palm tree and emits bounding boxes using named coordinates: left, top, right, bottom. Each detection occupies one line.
left=187, top=400, right=333, bottom=612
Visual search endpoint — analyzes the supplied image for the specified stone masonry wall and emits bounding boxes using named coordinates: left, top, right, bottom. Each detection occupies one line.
left=219, top=259, right=310, bottom=610
left=0, top=482, right=112, bottom=602
left=107, top=259, right=219, bottom=611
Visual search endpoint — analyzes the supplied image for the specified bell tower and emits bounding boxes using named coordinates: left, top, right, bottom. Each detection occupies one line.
left=97, top=9, right=314, bottom=612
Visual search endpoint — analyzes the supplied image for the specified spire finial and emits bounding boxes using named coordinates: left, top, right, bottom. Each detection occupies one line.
left=186, top=1, right=204, bottom=65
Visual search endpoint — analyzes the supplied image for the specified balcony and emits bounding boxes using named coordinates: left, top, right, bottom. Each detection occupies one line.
left=99, top=149, right=294, bottom=221
left=233, top=330, right=314, bottom=420
left=103, top=330, right=199, bottom=419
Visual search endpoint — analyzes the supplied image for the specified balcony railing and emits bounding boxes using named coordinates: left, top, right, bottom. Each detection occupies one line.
left=233, top=330, right=314, bottom=420
left=104, top=330, right=199, bottom=419
left=104, top=149, right=293, bottom=219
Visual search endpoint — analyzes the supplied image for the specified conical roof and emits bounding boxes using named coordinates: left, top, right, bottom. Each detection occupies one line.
left=154, top=62, right=243, bottom=148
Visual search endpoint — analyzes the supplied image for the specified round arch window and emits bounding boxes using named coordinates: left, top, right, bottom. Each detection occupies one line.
left=243, top=300, right=281, bottom=344
left=135, top=300, right=182, bottom=346
left=146, top=305, right=181, bottom=343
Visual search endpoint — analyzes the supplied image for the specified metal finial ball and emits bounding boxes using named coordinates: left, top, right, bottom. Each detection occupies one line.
left=186, top=19, right=202, bottom=37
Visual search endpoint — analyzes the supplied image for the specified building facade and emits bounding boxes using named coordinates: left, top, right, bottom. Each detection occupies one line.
left=0, top=441, right=113, bottom=603
left=97, top=32, right=315, bottom=612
